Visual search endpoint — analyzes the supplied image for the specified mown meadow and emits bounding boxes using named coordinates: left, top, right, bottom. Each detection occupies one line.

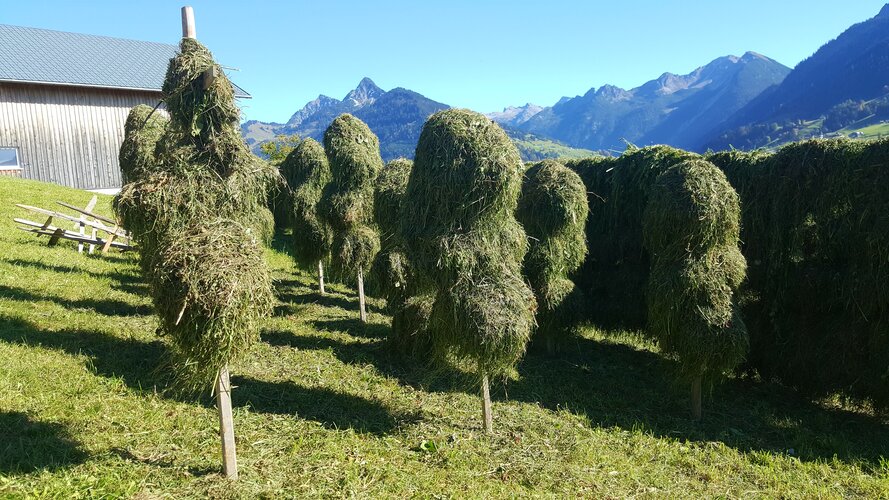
left=1, top=176, right=888, bottom=498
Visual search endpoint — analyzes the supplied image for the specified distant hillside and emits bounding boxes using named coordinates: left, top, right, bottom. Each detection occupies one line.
left=706, top=4, right=889, bottom=150
left=517, top=52, right=790, bottom=152
left=242, top=79, right=593, bottom=162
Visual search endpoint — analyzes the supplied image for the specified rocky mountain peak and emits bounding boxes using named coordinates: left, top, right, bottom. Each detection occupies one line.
left=344, top=77, right=385, bottom=107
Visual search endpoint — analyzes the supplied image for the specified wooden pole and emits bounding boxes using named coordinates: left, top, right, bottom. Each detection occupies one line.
left=216, top=365, right=238, bottom=480
left=181, top=6, right=196, bottom=39
left=357, top=270, right=367, bottom=323
left=691, top=376, right=702, bottom=421
left=318, top=260, right=326, bottom=294
left=481, top=374, right=493, bottom=434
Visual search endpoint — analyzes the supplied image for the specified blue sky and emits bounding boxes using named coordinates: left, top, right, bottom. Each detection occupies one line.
left=2, top=1, right=886, bottom=123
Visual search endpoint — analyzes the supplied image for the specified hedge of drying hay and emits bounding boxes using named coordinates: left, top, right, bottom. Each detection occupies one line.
left=565, top=146, right=697, bottom=327
left=516, top=160, right=589, bottom=351
left=708, top=139, right=889, bottom=406
left=643, top=159, right=748, bottom=384
left=119, top=104, right=168, bottom=185
left=116, top=38, right=276, bottom=392
left=403, top=109, right=535, bottom=378
left=281, top=138, right=332, bottom=269
left=318, top=114, right=382, bottom=281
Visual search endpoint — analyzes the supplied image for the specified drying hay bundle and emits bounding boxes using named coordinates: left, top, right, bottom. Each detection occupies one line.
left=643, top=158, right=748, bottom=419
left=516, top=160, right=589, bottom=353
left=369, top=158, right=431, bottom=355
left=115, top=105, right=169, bottom=241
left=371, top=158, right=413, bottom=301
left=318, top=114, right=383, bottom=321
left=402, top=109, right=536, bottom=433
left=116, top=34, right=277, bottom=479
left=151, top=220, right=273, bottom=392
left=565, top=146, right=697, bottom=327
left=118, top=104, right=168, bottom=184
left=281, top=138, right=332, bottom=287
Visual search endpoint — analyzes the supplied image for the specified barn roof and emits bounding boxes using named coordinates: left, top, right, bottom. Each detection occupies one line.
left=0, top=24, right=250, bottom=98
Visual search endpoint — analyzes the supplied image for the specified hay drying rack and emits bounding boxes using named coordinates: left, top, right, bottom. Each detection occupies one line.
left=13, top=195, right=132, bottom=253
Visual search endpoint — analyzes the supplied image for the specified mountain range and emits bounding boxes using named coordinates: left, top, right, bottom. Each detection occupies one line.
left=706, top=4, right=889, bottom=150
left=511, top=52, right=790, bottom=152
left=242, top=4, right=889, bottom=159
left=242, top=78, right=593, bottom=162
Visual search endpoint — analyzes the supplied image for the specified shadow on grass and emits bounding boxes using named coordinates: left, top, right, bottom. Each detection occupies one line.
left=260, top=328, right=473, bottom=396
left=0, top=315, right=410, bottom=435
left=0, top=411, right=88, bottom=474
left=0, top=315, right=170, bottom=393
left=508, top=333, right=889, bottom=467
left=232, top=376, right=413, bottom=435
left=3, top=257, right=141, bottom=286
left=310, top=317, right=390, bottom=340
left=3, top=256, right=151, bottom=298
left=274, top=280, right=388, bottom=317
left=0, top=284, right=153, bottom=317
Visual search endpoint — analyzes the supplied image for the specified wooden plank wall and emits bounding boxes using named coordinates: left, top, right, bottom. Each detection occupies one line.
left=0, top=82, right=163, bottom=190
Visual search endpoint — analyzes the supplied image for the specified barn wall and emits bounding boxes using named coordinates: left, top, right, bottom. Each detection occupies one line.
left=0, top=82, right=163, bottom=190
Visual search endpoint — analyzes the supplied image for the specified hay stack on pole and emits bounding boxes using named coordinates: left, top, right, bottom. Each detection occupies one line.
left=516, top=160, right=589, bottom=354
left=643, top=159, right=748, bottom=420
left=318, top=114, right=383, bottom=322
left=115, top=7, right=276, bottom=479
left=281, top=138, right=332, bottom=293
left=402, top=109, right=536, bottom=433
left=370, top=158, right=431, bottom=355
left=118, top=104, right=168, bottom=185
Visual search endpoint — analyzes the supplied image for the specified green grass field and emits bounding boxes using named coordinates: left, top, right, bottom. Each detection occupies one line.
left=1, top=176, right=887, bottom=498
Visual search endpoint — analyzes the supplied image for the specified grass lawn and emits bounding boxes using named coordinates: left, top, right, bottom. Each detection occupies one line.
left=0, top=176, right=887, bottom=498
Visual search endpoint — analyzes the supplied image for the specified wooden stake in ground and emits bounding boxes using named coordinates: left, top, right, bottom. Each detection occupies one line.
left=216, top=365, right=238, bottom=480
left=691, top=376, right=702, bottom=421
left=481, top=374, right=493, bottom=434
left=318, top=260, right=326, bottom=294
left=357, top=270, right=367, bottom=323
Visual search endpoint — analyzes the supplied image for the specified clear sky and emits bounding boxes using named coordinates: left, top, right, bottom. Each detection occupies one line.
left=2, top=1, right=886, bottom=123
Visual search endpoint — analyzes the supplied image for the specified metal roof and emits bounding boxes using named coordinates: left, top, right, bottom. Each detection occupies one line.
left=0, top=24, right=250, bottom=98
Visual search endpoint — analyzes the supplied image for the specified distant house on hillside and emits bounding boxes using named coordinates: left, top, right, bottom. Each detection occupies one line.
left=0, top=24, right=249, bottom=190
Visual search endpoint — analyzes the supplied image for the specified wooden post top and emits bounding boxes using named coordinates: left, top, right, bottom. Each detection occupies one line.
left=181, top=6, right=196, bottom=39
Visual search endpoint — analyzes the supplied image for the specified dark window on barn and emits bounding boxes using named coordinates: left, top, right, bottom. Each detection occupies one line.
left=0, top=148, right=20, bottom=169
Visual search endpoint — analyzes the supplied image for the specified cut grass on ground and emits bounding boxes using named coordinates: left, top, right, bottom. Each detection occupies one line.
left=0, top=176, right=887, bottom=498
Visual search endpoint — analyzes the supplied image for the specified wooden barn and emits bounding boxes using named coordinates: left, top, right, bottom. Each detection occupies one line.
left=0, top=24, right=249, bottom=190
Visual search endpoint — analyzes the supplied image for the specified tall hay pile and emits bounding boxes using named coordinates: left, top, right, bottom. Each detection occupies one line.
left=115, top=105, right=169, bottom=238
left=516, top=160, right=589, bottom=353
left=709, top=139, right=889, bottom=407
left=318, top=114, right=382, bottom=288
left=643, top=159, right=748, bottom=418
left=118, top=104, right=168, bottom=185
left=565, top=146, right=697, bottom=327
left=402, top=109, right=536, bottom=432
left=370, top=158, right=432, bottom=356
left=115, top=38, right=275, bottom=393
left=281, top=138, right=332, bottom=276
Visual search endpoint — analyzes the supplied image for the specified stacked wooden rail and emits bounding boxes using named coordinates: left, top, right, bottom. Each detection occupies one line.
left=13, top=195, right=132, bottom=252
